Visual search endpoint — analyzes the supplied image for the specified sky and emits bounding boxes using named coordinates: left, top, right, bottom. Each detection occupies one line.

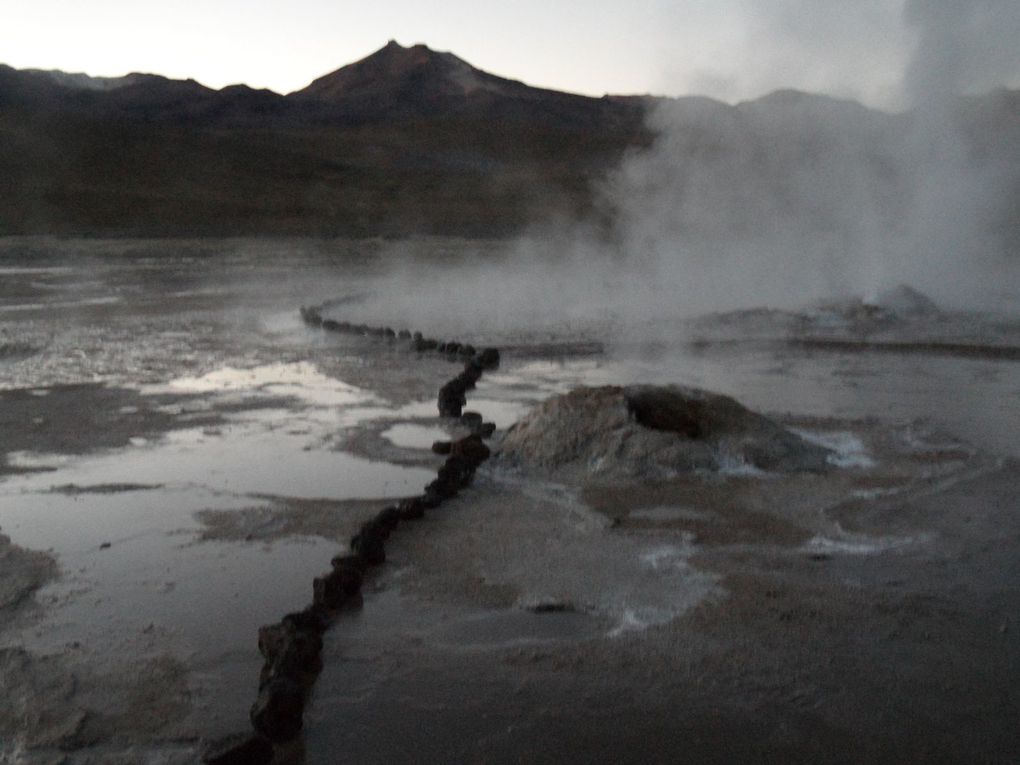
left=2, top=0, right=1018, bottom=109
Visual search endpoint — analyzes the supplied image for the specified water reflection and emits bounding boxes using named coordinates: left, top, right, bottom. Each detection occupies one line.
left=381, top=424, right=450, bottom=449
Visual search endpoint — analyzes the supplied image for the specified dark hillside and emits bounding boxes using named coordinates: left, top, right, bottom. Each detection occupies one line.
left=0, top=42, right=649, bottom=237
left=1, top=42, right=1016, bottom=240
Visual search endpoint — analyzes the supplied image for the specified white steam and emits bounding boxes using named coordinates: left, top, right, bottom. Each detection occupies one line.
left=598, top=1, right=1020, bottom=317
left=362, top=94, right=1018, bottom=337
left=606, top=89, right=1019, bottom=314
left=348, top=4, right=1019, bottom=336
left=902, top=0, right=1020, bottom=105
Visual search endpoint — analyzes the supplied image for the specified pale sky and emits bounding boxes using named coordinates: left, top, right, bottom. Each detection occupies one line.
left=1, top=0, right=1018, bottom=109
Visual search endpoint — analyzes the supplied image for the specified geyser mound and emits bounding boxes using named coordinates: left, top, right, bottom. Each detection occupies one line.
left=499, top=385, right=831, bottom=480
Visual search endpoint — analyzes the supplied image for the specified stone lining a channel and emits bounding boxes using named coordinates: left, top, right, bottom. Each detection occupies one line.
left=203, top=306, right=501, bottom=764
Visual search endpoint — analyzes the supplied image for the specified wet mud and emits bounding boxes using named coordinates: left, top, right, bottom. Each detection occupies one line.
left=1, top=242, right=1018, bottom=763
left=191, top=304, right=505, bottom=761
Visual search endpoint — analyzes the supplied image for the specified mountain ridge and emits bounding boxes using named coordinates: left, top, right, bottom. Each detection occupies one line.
left=0, top=41, right=644, bottom=127
left=0, top=42, right=655, bottom=236
left=6, top=40, right=1018, bottom=121
left=0, top=41, right=1016, bottom=238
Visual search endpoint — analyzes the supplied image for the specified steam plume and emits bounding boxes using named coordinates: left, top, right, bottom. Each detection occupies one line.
left=902, top=0, right=1020, bottom=105
left=361, top=4, right=1020, bottom=335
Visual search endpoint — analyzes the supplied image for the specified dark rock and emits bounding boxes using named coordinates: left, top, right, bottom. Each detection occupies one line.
left=330, top=553, right=368, bottom=574
left=336, top=321, right=353, bottom=332
left=448, top=378, right=470, bottom=394
left=299, top=307, right=322, bottom=327
left=438, top=400, right=464, bottom=418
left=420, top=489, right=443, bottom=508
left=397, top=497, right=426, bottom=520
left=526, top=600, right=576, bottom=613
left=258, top=622, right=323, bottom=678
left=350, top=525, right=386, bottom=565
left=437, top=454, right=476, bottom=490
left=476, top=348, right=501, bottom=369
left=431, top=440, right=452, bottom=455
left=425, top=478, right=458, bottom=501
left=459, top=344, right=476, bottom=357
left=321, top=319, right=340, bottom=331
left=451, top=434, right=491, bottom=465
left=460, top=411, right=483, bottom=428
left=449, top=372, right=475, bottom=392
left=374, top=505, right=402, bottom=534
left=438, top=385, right=467, bottom=417
left=313, top=566, right=362, bottom=610
left=461, top=363, right=483, bottom=384
left=438, top=379, right=469, bottom=417
left=361, top=517, right=392, bottom=541
left=478, top=422, right=497, bottom=438
left=203, top=732, right=274, bottom=765
left=251, top=676, right=305, bottom=742
left=454, top=453, right=482, bottom=478
left=282, top=606, right=331, bottom=634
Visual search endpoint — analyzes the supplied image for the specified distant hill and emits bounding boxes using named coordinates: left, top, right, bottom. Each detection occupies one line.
left=0, top=42, right=1016, bottom=239
left=0, top=42, right=650, bottom=237
left=0, top=41, right=640, bottom=129
left=292, top=40, right=638, bottom=128
left=23, top=69, right=152, bottom=92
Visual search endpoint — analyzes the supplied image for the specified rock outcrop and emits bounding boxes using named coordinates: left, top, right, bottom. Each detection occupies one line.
left=499, top=385, right=831, bottom=480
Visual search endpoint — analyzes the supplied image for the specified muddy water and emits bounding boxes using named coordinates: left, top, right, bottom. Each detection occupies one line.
left=1, top=238, right=1019, bottom=762
left=0, top=240, right=465, bottom=757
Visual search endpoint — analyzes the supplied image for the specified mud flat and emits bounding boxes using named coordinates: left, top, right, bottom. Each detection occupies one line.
left=1, top=243, right=1019, bottom=763
left=304, top=405, right=1020, bottom=764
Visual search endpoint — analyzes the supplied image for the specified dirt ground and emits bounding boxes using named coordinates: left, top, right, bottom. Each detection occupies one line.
left=301, top=453, right=1020, bottom=764
left=2, top=378, right=1018, bottom=764
left=1, top=245, right=1018, bottom=763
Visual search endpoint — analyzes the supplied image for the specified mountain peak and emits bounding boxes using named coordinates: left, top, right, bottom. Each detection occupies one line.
left=291, top=40, right=515, bottom=104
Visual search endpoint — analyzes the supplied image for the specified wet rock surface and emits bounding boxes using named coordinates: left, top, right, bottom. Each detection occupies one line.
left=499, top=384, right=831, bottom=480
left=202, top=732, right=275, bottom=765
left=0, top=533, right=58, bottom=611
left=0, top=648, right=193, bottom=756
left=250, top=676, right=306, bottom=742
left=0, top=384, right=260, bottom=477
left=300, top=428, right=1019, bottom=765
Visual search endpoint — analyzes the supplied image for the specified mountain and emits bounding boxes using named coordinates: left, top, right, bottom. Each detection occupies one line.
left=0, top=42, right=1015, bottom=240
left=0, top=64, right=291, bottom=125
left=292, top=40, right=634, bottom=128
left=296, top=40, right=521, bottom=103
left=0, top=64, right=79, bottom=108
left=0, top=42, right=650, bottom=237
left=23, top=69, right=151, bottom=92
left=0, top=41, right=640, bottom=128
